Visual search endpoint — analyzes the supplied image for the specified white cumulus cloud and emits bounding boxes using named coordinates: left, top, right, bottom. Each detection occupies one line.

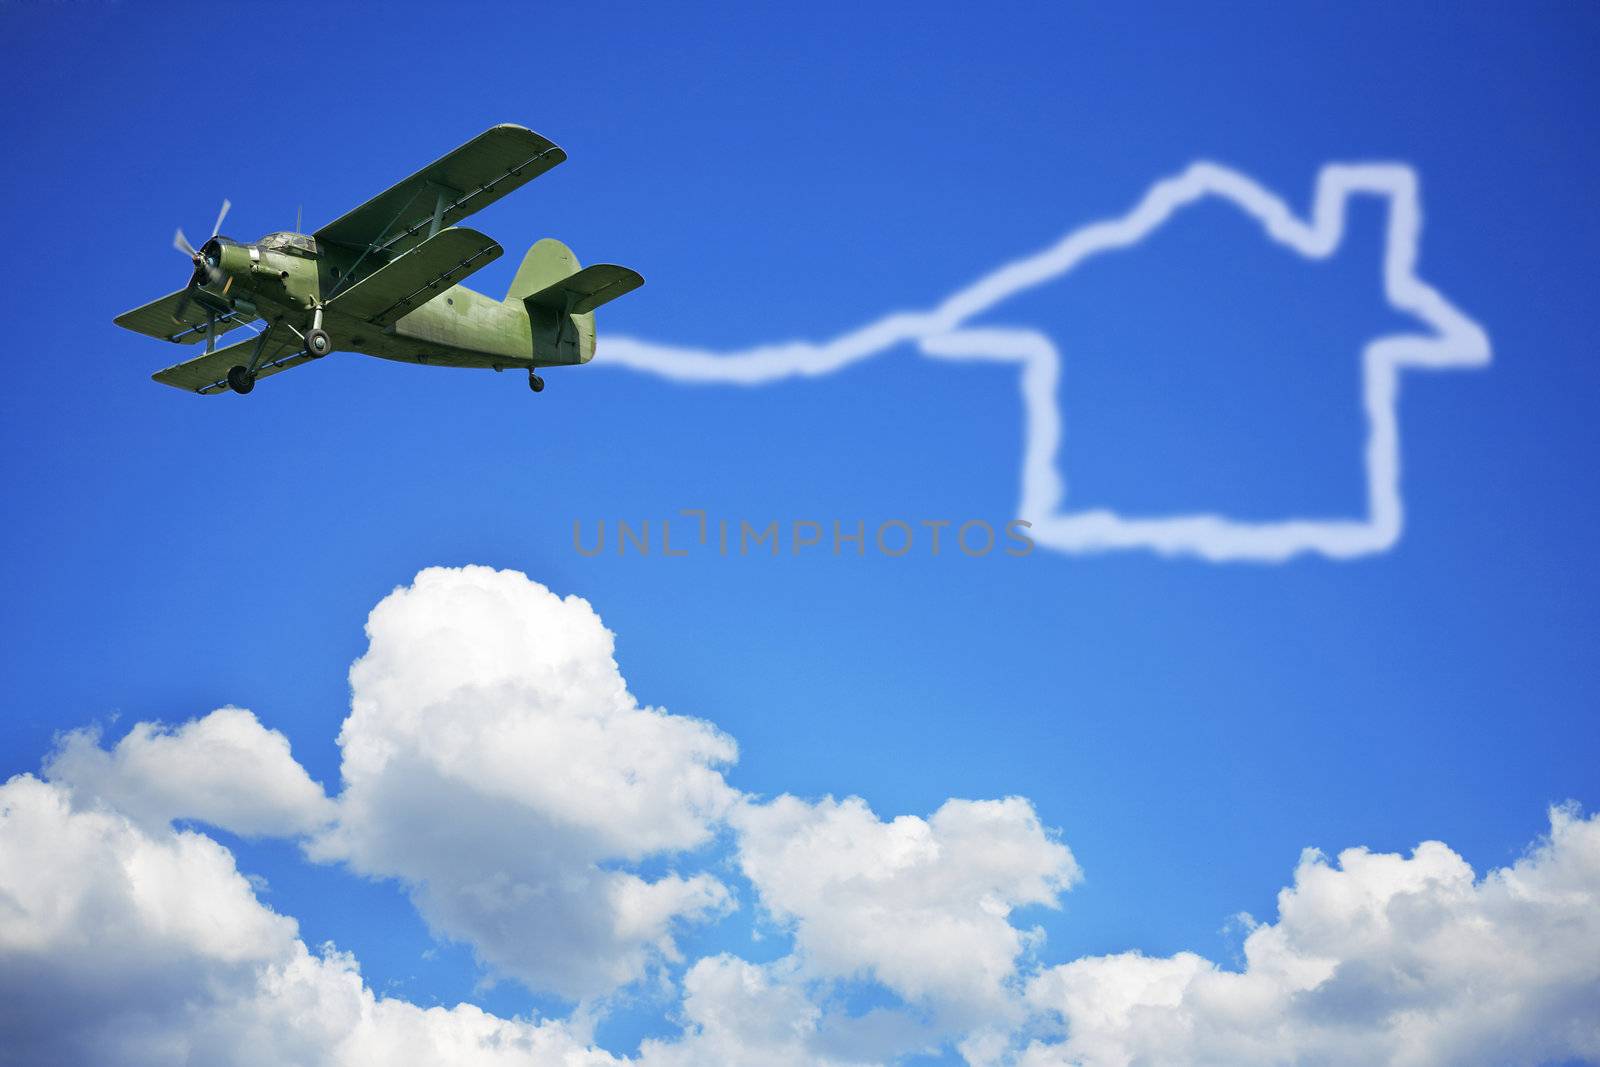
left=734, top=794, right=1080, bottom=1026
left=0, top=772, right=616, bottom=1067
left=307, top=566, right=740, bottom=1001
left=8, top=565, right=1600, bottom=1067
left=43, top=706, right=334, bottom=837
left=1016, top=805, right=1600, bottom=1067
left=636, top=956, right=846, bottom=1067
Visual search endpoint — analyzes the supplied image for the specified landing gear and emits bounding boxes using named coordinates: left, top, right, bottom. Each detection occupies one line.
left=528, top=370, right=545, bottom=393
left=301, top=304, right=331, bottom=358
left=227, top=365, right=256, bottom=395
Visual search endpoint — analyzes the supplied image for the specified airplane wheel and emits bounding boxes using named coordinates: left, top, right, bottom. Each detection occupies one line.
left=304, top=328, right=332, bottom=358
left=227, top=365, right=256, bottom=395
left=528, top=371, right=545, bottom=393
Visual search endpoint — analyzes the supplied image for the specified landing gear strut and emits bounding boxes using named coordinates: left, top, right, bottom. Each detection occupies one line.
left=303, top=305, right=331, bottom=358
left=528, top=370, right=545, bottom=393
left=227, top=365, right=256, bottom=395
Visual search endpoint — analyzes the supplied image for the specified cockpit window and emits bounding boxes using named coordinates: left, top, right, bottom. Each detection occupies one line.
left=259, top=232, right=318, bottom=254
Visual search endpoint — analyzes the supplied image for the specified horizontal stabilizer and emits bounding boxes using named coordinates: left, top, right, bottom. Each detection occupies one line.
left=524, top=264, right=644, bottom=316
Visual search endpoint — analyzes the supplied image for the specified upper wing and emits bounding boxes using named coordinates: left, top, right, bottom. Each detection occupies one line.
left=326, top=226, right=502, bottom=326
left=151, top=330, right=311, bottom=395
left=314, top=125, right=564, bottom=260
left=114, top=289, right=258, bottom=345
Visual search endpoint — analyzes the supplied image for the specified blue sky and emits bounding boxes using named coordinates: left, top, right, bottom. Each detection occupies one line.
left=2, top=3, right=1598, bottom=1064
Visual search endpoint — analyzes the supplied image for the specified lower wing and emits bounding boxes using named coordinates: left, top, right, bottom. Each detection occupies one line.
left=151, top=330, right=311, bottom=394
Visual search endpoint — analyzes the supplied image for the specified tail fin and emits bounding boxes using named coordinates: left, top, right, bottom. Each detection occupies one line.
left=507, top=237, right=580, bottom=303
left=508, top=238, right=643, bottom=366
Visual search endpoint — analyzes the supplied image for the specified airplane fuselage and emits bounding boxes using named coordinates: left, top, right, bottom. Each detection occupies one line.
left=198, top=230, right=570, bottom=372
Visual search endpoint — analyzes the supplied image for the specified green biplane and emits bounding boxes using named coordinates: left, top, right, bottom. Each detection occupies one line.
left=114, top=124, right=642, bottom=396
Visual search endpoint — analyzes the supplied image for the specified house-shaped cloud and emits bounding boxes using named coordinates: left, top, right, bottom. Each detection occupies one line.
left=600, top=162, right=1491, bottom=562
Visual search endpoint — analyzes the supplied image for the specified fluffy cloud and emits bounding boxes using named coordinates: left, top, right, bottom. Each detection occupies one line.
left=635, top=956, right=842, bottom=1067
left=43, top=707, right=334, bottom=837
left=733, top=794, right=1080, bottom=1023
left=9, top=565, right=1600, bottom=1067
left=637, top=954, right=957, bottom=1067
left=1016, top=805, right=1600, bottom=1067
left=0, top=772, right=616, bottom=1067
left=308, top=566, right=740, bottom=1001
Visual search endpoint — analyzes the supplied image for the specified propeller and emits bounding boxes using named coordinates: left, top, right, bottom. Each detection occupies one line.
left=172, top=198, right=232, bottom=324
